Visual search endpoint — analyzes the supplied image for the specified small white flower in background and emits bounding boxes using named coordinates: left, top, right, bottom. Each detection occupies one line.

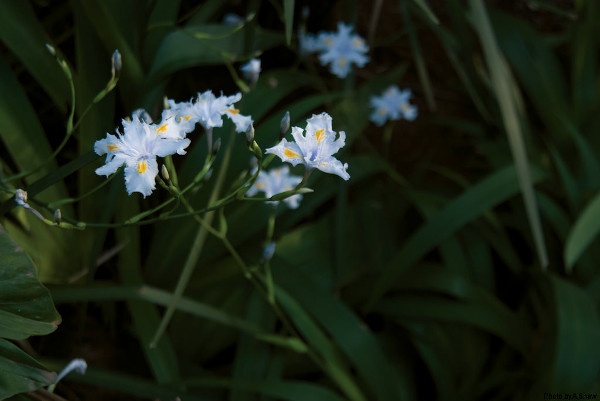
left=369, top=85, right=418, bottom=126
left=240, top=58, right=261, bottom=85
left=55, top=358, right=87, bottom=384
left=262, top=242, right=276, bottom=262
left=300, top=22, right=369, bottom=78
left=246, top=165, right=303, bottom=209
left=266, top=112, right=350, bottom=180
left=14, top=189, right=29, bottom=208
left=223, top=13, right=244, bottom=26
left=298, top=29, right=322, bottom=55
left=111, top=49, right=121, bottom=78
left=94, top=118, right=191, bottom=197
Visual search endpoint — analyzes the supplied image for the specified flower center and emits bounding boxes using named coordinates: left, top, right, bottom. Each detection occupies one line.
left=156, top=123, right=169, bottom=134
left=284, top=148, right=301, bottom=159
left=315, top=128, right=325, bottom=143
left=137, top=160, right=148, bottom=174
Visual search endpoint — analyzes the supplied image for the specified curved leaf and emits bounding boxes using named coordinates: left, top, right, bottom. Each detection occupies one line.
left=368, top=164, right=546, bottom=308
left=564, top=191, right=600, bottom=270
left=146, top=24, right=283, bottom=87
left=548, top=275, right=600, bottom=392
left=0, top=229, right=61, bottom=340
left=0, top=1, right=69, bottom=111
left=0, top=339, right=56, bottom=399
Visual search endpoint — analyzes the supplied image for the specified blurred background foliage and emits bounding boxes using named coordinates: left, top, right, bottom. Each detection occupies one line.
left=0, top=0, right=599, bottom=400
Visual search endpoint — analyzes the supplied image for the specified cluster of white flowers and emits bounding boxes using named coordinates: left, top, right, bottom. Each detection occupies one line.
left=369, top=85, right=418, bottom=126
left=299, top=22, right=369, bottom=78
left=94, top=90, right=253, bottom=197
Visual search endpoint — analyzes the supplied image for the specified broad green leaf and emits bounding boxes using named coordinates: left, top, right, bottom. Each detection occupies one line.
left=0, top=230, right=61, bottom=340
left=0, top=339, right=56, bottom=399
left=145, top=24, right=283, bottom=87
left=368, top=165, right=546, bottom=307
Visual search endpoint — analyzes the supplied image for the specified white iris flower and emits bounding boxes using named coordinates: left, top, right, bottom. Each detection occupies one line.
left=369, top=85, right=418, bottom=126
left=266, top=112, right=350, bottom=181
left=94, top=118, right=191, bottom=197
left=317, top=22, right=369, bottom=78
left=240, top=58, right=262, bottom=85
left=246, top=165, right=303, bottom=209
left=178, top=90, right=253, bottom=134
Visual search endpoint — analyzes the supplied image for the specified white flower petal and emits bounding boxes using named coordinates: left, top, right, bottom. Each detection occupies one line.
left=124, top=157, right=159, bottom=197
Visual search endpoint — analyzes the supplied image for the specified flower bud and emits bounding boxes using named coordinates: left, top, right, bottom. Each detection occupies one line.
left=45, top=43, right=56, bottom=56
left=280, top=111, right=290, bottom=137
left=53, top=209, right=62, bottom=225
left=245, top=124, right=255, bottom=145
left=212, top=137, right=222, bottom=156
left=14, top=189, right=28, bottom=206
left=262, top=242, right=276, bottom=262
left=161, top=165, right=170, bottom=181
left=111, top=49, right=122, bottom=77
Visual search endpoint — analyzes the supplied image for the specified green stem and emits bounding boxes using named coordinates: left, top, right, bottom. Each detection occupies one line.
left=149, top=129, right=236, bottom=348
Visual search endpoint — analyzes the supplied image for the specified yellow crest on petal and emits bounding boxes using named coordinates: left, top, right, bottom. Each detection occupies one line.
left=107, top=144, right=118, bottom=152
left=137, top=160, right=147, bottom=174
left=228, top=108, right=240, bottom=115
left=156, top=123, right=169, bottom=134
left=284, top=148, right=301, bottom=159
left=315, top=128, right=325, bottom=143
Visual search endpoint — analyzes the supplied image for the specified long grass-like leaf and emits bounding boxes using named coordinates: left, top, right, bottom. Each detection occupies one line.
left=564, top=191, right=600, bottom=270
left=547, top=275, right=600, bottom=392
left=0, top=1, right=69, bottom=111
left=277, top=268, right=409, bottom=401
left=283, top=0, right=295, bottom=46
left=399, top=0, right=436, bottom=110
left=469, top=0, right=548, bottom=270
left=368, top=164, right=546, bottom=307
left=276, top=287, right=367, bottom=401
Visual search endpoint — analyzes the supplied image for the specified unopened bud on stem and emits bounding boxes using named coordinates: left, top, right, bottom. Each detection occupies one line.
left=161, top=165, right=170, bottom=181
left=53, top=209, right=62, bottom=225
left=280, top=111, right=290, bottom=138
left=245, top=124, right=255, bottom=145
left=111, top=49, right=122, bottom=78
